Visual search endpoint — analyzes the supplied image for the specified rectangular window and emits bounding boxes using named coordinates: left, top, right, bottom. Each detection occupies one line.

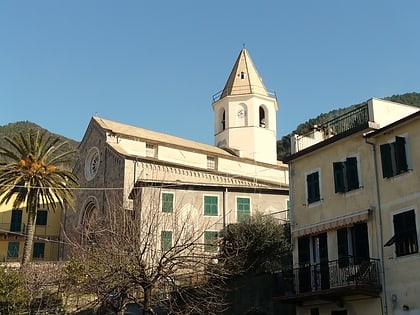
left=161, top=231, right=173, bottom=251
left=207, top=156, right=216, bottom=169
left=161, top=192, right=174, bottom=213
left=10, top=209, right=22, bottom=232
left=337, top=222, right=369, bottom=266
left=146, top=143, right=156, bottom=157
left=33, top=243, right=45, bottom=259
left=333, top=157, right=359, bottom=193
left=36, top=210, right=48, bottom=226
left=385, top=210, right=418, bottom=257
left=204, top=231, right=219, bottom=252
left=204, top=195, right=218, bottom=216
left=306, top=171, right=320, bottom=204
left=237, top=197, right=250, bottom=223
left=7, top=242, right=19, bottom=258
left=380, top=136, right=408, bottom=178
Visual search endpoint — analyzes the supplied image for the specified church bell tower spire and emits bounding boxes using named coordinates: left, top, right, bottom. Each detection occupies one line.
left=212, top=49, right=279, bottom=165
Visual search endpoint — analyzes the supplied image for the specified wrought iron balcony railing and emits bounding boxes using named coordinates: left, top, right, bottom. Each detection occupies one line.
left=274, top=257, right=381, bottom=301
left=292, top=104, right=370, bottom=153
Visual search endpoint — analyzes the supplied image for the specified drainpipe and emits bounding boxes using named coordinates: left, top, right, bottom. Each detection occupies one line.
left=365, top=136, right=388, bottom=315
left=223, top=188, right=227, bottom=230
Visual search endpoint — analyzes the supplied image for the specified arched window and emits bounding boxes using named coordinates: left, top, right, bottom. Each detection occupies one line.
left=81, top=198, right=99, bottom=245
left=259, top=106, right=266, bottom=128
left=221, top=110, right=226, bottom=130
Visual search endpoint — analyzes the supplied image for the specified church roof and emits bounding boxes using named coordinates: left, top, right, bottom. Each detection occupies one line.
left=220, top=48, right=269, bottom=98
left=91, top=116, right=234, bottom=157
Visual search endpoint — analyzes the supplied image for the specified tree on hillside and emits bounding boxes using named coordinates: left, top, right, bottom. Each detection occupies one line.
left=0, top=130, right=78, bottom=266
left=62, top=190, right=229, bottom=315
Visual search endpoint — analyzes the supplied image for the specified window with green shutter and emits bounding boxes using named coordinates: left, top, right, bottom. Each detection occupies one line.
left=306, top=172, right=320, bottom=204
left=161, top=231, right=173, bottom=251
left=385, top=210, right=418, bottom=257
left=204, top=195, right=218, bottom=216
left=33, top=243, right=45, bottom=259
left=162, top=193, right=174, bottom=213
left=36, top=210, right=48, bottom=226
left=333, top=157, right=359, bottom=193
left=7, top=242, right=19, bottom=258
left=10, top=209, right=22, bottom=232
left=380, top=136, right=409, bottom=178
left=204, top=231, right=219, bottom=252
left=237, top=197, right=250, bottom=222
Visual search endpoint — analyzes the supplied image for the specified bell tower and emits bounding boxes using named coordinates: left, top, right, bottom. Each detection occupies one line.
left=212, top=49, right=278, bottom=165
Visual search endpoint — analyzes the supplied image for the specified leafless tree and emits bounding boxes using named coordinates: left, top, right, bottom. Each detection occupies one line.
left=62, top=188, right=230, bottom=315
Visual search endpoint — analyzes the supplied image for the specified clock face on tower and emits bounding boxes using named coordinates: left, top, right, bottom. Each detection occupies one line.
left=237, top=109, right=245, bottom=118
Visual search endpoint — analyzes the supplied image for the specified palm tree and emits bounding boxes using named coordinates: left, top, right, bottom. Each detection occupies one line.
left=0, top=130, right=78, bottom=266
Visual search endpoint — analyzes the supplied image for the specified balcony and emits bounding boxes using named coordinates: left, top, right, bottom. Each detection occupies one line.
left=273, top=258, right=381, bottom=304
left=291, top=104, right=370, bottom=154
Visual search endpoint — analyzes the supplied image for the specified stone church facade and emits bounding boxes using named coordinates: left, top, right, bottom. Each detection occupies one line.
left=62, top=49, right=289, bottom=257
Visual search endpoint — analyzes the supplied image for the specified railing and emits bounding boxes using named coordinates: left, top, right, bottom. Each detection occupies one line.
left=292, top=104, right=369, bottom=153
left=212, top=85, right=277, bottom=102
left=277, top=257, right=380, bottom=297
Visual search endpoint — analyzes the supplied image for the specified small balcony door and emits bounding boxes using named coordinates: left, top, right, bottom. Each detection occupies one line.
left=298, top=233, right=329, bottom=293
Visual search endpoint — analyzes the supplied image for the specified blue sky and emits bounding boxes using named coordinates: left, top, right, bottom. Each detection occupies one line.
left=1, top=1, right=420, bottom=144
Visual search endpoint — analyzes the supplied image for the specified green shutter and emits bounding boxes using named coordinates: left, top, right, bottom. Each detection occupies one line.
left=204, top=231, right=218, bottom=252
left=162, top=193, right=174, bottom=213
left=204, top=196, right=218, bottom=216
left=307, top=172, right=320, bottom=203
left=10, top=209, right=22, bottom=232
left=7, top=242, right=19, bottom=258
left=33, top=243, right=45, bottom=259
left=333, top=162, right=345, bottom=193
left=395, top=136, right=408, bottom=174
left=380, top=143, right=393, bottom=178
left=237, top=198, right=250, bottom=222
left=161, top=231, right=172, bottom=251
left=346, top=157, right=359, bottom=190
left=36, top=210, right=48, bottom=226
left=337, top=228, right=349, bottom=267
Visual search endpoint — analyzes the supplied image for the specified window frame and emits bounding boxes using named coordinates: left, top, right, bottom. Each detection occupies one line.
left=161, top=192, right=174, bottom=213
left=33, top=242, right=45, bottom=259
left=236, top=197, right=251, bottom=223
left=386, top=209, right=419, bottom=257
left=204, top=230, right=219, bottom=252
left=10, top=209, right=23, bottom=232
left=207, top=156, right=216, bottom=169
left=380, top=135, right=409, bottom=178
left=204, top=195, right=218, bottom=216
left=36, top=210, right=48, bottom=226
left=306, top=170, right=321, bottom=204
left=333, top=156, right=360, bottom=193
left=146, top=143, right=156, bottom=158
left=161, top=230, right=173, bottom=251
left=7, top=242, right=19, bottom=258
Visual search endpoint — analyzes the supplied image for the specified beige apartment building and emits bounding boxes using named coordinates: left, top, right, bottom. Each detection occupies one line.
left=274, top=98, right=420, bottom=315
left=62, top=49, right=289, bottom=259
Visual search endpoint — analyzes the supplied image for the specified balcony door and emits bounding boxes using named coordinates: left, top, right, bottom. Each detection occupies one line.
left=298, top=233, right=329, bottom=292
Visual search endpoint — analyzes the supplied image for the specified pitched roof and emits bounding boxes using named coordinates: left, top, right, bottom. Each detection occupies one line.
left=220, top=48, right=269, bottom=98
left=91, top=116, right=234, bottom=157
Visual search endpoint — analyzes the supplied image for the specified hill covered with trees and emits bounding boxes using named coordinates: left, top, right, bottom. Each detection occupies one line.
left=276, top=92, right=420, bottom=161
left=0, top=121, right=79, bottom=165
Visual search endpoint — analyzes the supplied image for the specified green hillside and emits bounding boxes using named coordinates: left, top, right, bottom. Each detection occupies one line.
left=0, top=121, right=79, bottom=165
left=276, top=92, right=420, bottom=161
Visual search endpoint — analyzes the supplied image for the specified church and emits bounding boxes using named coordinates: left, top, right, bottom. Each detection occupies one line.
left=62, top=49, right=289, bottom=257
